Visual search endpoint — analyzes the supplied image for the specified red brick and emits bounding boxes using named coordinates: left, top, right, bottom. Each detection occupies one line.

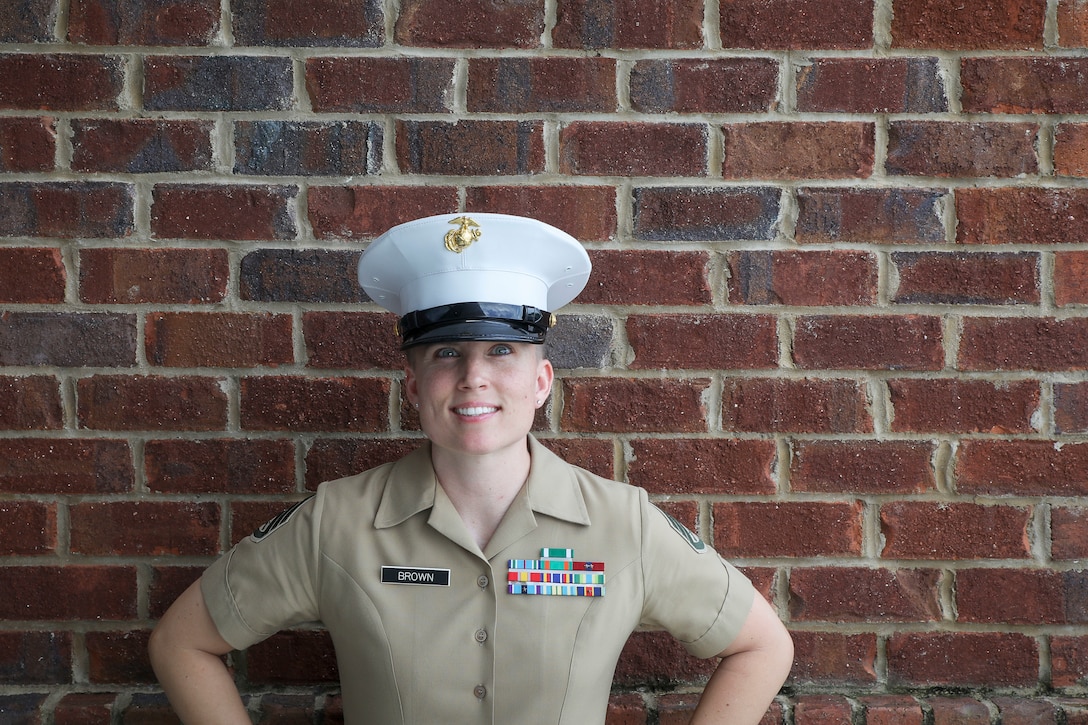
left=309, top=185, right=456, bottom=241
left=70, top=501, right=219, bottom=556
left=956, top=440, right=1088, bottom=496
left=77, top=375, right=228, bottom=431
left=928, top=698, right=991, bottom=725
left=791, top=440, right=935, bottom=494
left=886, top=121, right=1038, bottom=177
left=962, top=57, right=1088, bottom=113
left=656, top=693, right=701, bottom=725
left=627, top=438, right=777, bottom=495
left=606, top=692, right=648, bottom=725
left=143, top=55, right=293, bottom=112
left=723, top=122, right=874, bottom=179
left=54, top=693, right=117, bottom=724
left=892, top=251, right=1039, bottom=305
left=789, top=567, right=941, bottom=623
left=303, top=312, right=401, bottom=370
left=886, top=632, right=1038, bottom=686
left=796, top=58, right=946, bottom=113
left=722, top=377, right=873, bottom=434
left=957, top=568, right=1084, bottom=624
left=794, top=695, right=853, bottom=724
left=632, top=186, right=779, bottom=241
left=627, top=314, right=778, bottom=369
left=0, top=439, right=133, bottom=494
left=235, top=120, right=380, bottom=176
left=247, top=630, right=338, bottom=684
left=959, top=317, right=1088, bottom=371
left=397, top=120, right=544, bottom=175
left=241, top=249, right=366, bottom=303
left=1055, top=123, right=1088, bottom=176
left=306, top=57, right=452, bottom=113
left=0, top=53, right=122, bottom=110
left=0, top=117, right=54, bottom=171
left=560, top=122, right=707, bottom=177
left=146, top=312, right=293, bottom=368
left=1055, top=251, right=1088, bottom=305
left=1052, top=636, right=1088, bottom=687
left=554, top=0, right=703, bottom=49
left=0, top=248, right=65, bottom=302
left=992, top=698, right=1059, bottom=725
left=796, top=187, right=946, bottom=244
left=579, top=250, right=711, bottom=306
left=0, top=376, right=62, bottom=431
left=537, top=437, right=614, bottom=480
left=728, top=250, right=878, bottom=306
left=793, top=315, right=943, bottom=371
left=241, top=376, right=390, bottom=432
left=959, top=187, right=1088, bottom=244
left=1059, top=0, right=1088, bottom=46
left=86, top=630, right=154, bottom=684
left=631, top=58, right=778, bottom=113
left=789, top=632, right=877, bottom=686
left=614, top=631, right=715, bottom=687
left=891, top=0, right=1044, bottom=49
left=396, top=0, right=543, bottom=48
left=880, top=502, right=1032, bottom=559
left=79, top=248, right=227, bottom=304
left=0, top=631, right=71, bottom=684
left=1053, top=507, right=1088, bottom=560
left=466, top=185, right=617, bottom=242
left=888, top=378, right=1038, bottom=434
left=69, top=0, right=219, bottom=45
left=561, top=377, right=709, bottom=433
left=304, top=438, right=422, bottom=488
left=148, top=566, right=203, bottom=618
left=0, top=566, right=137, bottom=620
left=468, top=57, right=616, bottom=112
left=233, top=0, right=382, bottom=47
left=0, top=502, right=56, bottom=555
left=713, top=501, right=864, bottom=557
left=719, top=0, right=873, bottom=49
left=857, top=695, right=925, bottom=725
left=145, top=439, right=295, bottom=494
left=0, top=181, right=134, bottom=239
left=151, top=184, right=297, bottom=241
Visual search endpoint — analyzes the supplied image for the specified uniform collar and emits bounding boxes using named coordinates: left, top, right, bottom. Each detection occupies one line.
left=373, top=435, right=591, bottom=530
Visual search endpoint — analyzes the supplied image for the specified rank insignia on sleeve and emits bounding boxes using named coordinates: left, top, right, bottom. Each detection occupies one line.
left=507, top=548, right=605, bottom=597
left=659, top=509, right=708, bottom=553
left=249, top=498, right=311, bottom=543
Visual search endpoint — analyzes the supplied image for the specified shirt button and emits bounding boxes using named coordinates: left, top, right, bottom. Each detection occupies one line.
left=473, top=684, right=487, bottom=699
left=477, top=575, right=489, bottom=588
left=474, top=628, right=488, bottom=643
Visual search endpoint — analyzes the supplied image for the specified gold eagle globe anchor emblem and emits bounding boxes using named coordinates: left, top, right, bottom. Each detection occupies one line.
left=444, top=216, right=482, bottom=253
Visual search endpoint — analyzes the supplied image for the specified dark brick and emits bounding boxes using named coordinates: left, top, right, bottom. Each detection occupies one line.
left=887, top=632, right=1038, bottom=686
left=397, top=120, right=544, bottom=175
left=396, top=0, right=544, bottom=48
left=727, top=250, right=878, bottom=306
left=1053, top=637, right=1088, bottom=687
left=888, top=378, right=1038, bottom=433
left=793, top=315, right=944, bottom=370
left=554, top=0, right=704, bottom=49
left=0, top=502, right=57, bottom=555
left=560, top=377, right=710, bottom=433
left=0, top=694, right=47, bottom=723
left=542, top=314, right=613, bottom=370
left=0, top=247, right=65, bottom=303
left=537, top=437, right=615, bottom=481
left=962, top=57, right=1088, bottom=114
left=80, top=248, right=228, bottom=304
left=71, top=119, right=213, bottom=173
left=241, top=249, right=364, bottom=303
left=928, top=698, right=993, bottom=724
left=0, top=566, right=137, bottom=620
left=957, top=568, right=1086, bottom=624
left=122, top=693, right=182, bottom=724
left=309, top=185, right=457, bottom=240
left=0, top=376, right=63, bottom=431
left=627, top=438, right=777, bottom=495
left=468, top=57, right=616, bottom=112
left=891, top=0, right=1044, bottom=49
left=233, top=0, right=382, bottom=46
left=627, top=314, right=778, bottom=369
left=143, top=55, right=294, bottom=111
left=631, top=58, right=778, bottom=113
left=86, top=630, right=154, bottom=684
left=956, top=440, right=1088, bottom=496
left=303, top=311, right=401, bottom=370
left=466, top=185, right=616, bottom=241
left=789, top=567, right=941, bottom=622
left=148, top=566, right=202, bottom=618
left=68, top=0, right=219, bottom=45
left=306, top=57, right=453, bottom=113
left=1053, top=508, right=1088, bottom=560
left=0, top=53, right=122, bottom=110
left=722, top=121, right=875, bottom=179
left=880, top=502, right=1032, bottom=559
left=1056, top=382, right=1088, bottom=433
left=146, top=439, right=295, bottom=494
left=796, top=187, right=946, bottom=244
left=992, top=697, right=1061, bottom=725
left=791, top=440, right=936, bottom=494
left=0, top=312, right=136, bottom=367
left=886, top=121, right=1039, bottom=177
left=959, top=317, right=1088, bottom=371
left=796, top=57, right=947, bottom=113
left=0, top=439, right=133, bottom=495
left=241, top=376, right=390, bottom=432
left=580, top=250, right=710, bottom=306
left=146, top=312, right=293, bottom=368
left=892, top=251, right=1039, bottom=305
left=713, top=501, right=864, bottom=557
left=234, top=120, right=381, bottom=176
left=957, top=187, right=1088, bottom=244
left=0, top=0, right=58, bottom=41
left=560, top=122, right=707, bottom=177
left=789, top=632, right=879, bottom=686
left=0, top=117, right=55, bottom=171
left=77, top=375, right=229, bottom=431
left=722, top=377, right=872, bottom=434
left=71, top=501, right=219, bottom=556
left=632, top=186, right=779, bottom=241
left=0, top=181, right=134, bottom=239
left=304, top=438, right=422, bottom=488
left=151, top=184, right=297, bottom=241
left=719, top=0, right=874, bottom=49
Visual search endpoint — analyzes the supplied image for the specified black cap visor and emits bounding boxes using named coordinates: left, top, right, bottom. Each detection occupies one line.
left=399, top=302, right=552, bottom=349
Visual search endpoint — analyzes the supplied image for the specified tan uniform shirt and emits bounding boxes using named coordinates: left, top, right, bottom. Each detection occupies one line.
left=202, top=436, right=756, bottom=725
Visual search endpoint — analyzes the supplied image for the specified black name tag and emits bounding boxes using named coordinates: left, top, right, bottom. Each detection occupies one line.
left=381, top=566, right=451, bottom=586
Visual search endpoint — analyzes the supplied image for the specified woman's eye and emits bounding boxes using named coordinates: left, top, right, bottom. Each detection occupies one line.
left=491, top=344, right=513, bottom=356
left=435, top=347, right=459, bottom=358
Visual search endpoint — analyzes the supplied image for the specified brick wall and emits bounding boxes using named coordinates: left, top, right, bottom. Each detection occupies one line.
left=2, top=0, right=1087, bottom=722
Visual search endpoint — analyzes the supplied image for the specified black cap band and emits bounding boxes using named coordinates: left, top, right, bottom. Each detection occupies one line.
left=399, top=302, right=553, bottom=349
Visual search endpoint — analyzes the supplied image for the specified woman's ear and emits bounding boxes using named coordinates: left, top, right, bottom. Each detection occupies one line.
left=536, top=357, right=554, bottom=400
left=404, top=363, right=419, bottom=407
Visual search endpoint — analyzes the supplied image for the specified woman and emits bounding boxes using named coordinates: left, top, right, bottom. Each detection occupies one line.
left=149, top=213, right=793, bottom=724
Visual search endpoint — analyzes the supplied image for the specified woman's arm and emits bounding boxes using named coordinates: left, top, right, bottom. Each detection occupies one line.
left=148, top=580, right=252, bottom=724
left=689, top=593, right=794, bottom=724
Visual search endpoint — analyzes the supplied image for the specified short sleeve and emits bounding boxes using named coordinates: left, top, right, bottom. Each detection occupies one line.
left=201, top=495, right=322, bottom=650
left=638, top=497, right=756, bottom=659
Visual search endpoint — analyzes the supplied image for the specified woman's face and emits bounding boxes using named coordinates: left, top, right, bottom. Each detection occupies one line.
left=404, top=340, right=553, bottom=459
